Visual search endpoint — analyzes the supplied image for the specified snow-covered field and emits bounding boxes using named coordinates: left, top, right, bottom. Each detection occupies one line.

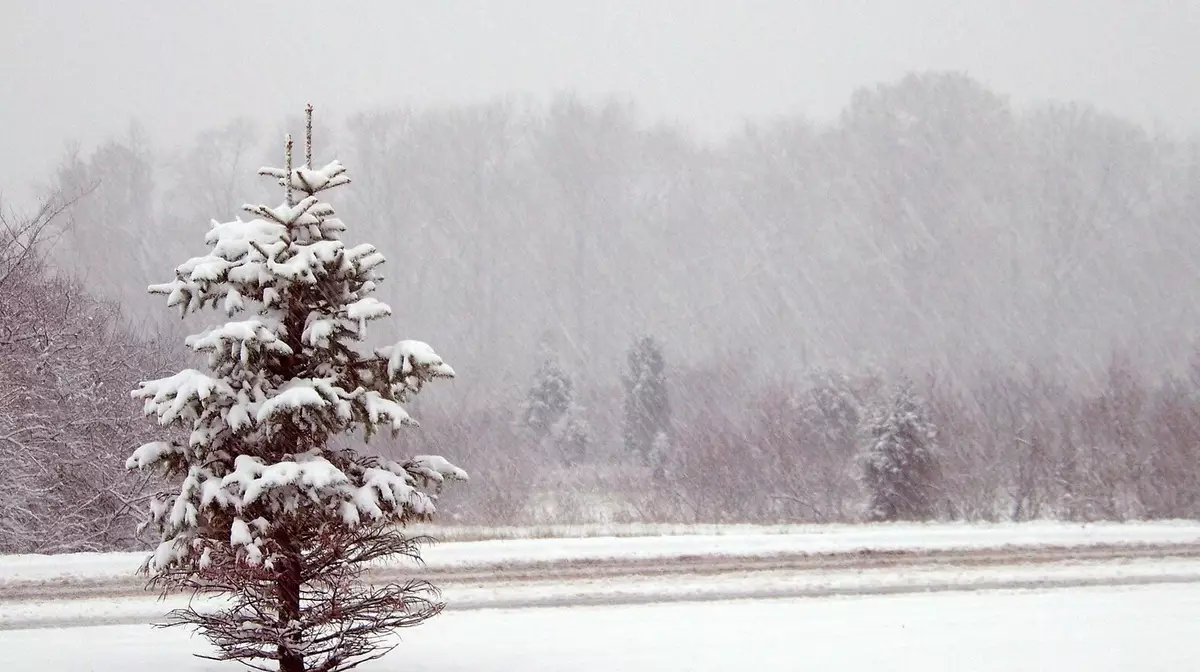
left=3, top=585, right=1199, bottom=671
left=3, top=522, right=1200, bottom=669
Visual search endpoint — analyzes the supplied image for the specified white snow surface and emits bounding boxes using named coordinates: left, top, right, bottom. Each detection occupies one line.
left=3, top=556, right=1198, bottom=631
left=3, top=522, right=1200, bottom=668
left=1, top=521, right=1197, bottom=586
left=380, top=339, right=457, bottom=379
left=2, top=585, right=1199, bottom=671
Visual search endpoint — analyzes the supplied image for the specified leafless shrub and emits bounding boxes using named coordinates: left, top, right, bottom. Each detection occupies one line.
left=0, top=195, right=172, bottom=553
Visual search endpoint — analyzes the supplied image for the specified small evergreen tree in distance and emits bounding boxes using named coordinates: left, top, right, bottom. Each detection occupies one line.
left=560, top=410, right=592, bottom=467
left=521, top=352, right=591, bottom=465
left=126, top=106, right=466, bottom=672
left=857, top=379, right=940, bottom=522
left=622, top=335, right=670, bottom=470
left=522, top=356, right=574, bottom=437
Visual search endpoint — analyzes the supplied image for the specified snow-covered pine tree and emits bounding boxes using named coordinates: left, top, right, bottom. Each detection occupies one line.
left=559, top=411, right=592, bottom=467
left=521, top=354, right=590, bottom=465
left=522, top=356, right=573, bottom=435
left=126, top=106, right=466, bottom=672
left=622, top=335, right=670, bottom=470
left=857, top=379, right=941, bottom=522
left=802, top=369, right=866, bottom=448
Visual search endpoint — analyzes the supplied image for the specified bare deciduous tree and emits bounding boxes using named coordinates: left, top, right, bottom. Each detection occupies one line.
left=0, top=194, right=168, bottom=552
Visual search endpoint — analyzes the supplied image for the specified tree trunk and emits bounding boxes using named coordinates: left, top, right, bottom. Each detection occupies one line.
left=277, top=532, right=305, bottom=672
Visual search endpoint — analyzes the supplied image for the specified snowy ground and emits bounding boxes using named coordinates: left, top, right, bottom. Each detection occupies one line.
left=3, top=585, right=1198, bottom=671
left=4, top=520, right=1200, bottom=585
left=399, top=518, right=1200, bottom=542
left=5, top=551, right=1199, bottom=630
left=3, top=522, right=1200, bottom=668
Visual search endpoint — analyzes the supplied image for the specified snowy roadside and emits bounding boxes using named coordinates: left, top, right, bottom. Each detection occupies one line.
left=3, top=557, right=1199, bottom=631
left=4, top=521, right=1200, bottom=631
left=400, top=518, right=1200, bottom=543
left=3, top=520, right=1199, bottom=587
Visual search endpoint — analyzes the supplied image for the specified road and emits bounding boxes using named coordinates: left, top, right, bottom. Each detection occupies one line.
left=3, top=541, right=1200, bottom=630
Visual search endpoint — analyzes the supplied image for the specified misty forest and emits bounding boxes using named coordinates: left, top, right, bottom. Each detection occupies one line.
left=6, top=71, right=1200, bottom=556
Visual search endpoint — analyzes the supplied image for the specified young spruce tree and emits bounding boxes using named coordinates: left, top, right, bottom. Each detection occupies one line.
left=522, top=356, right=574, bottom=436
left=622, top=335, right=671, bottom=476
left=857, top=379, right=940, bottom=522
left=127, top=106, right=466, bottom=672
left=522, top=354, right=590, bottom=465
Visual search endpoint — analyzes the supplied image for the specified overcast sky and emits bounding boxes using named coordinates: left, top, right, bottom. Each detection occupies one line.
left=2, top=0, right=1199, bottom=206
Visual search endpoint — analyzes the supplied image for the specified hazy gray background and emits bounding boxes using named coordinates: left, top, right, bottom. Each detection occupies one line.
left=3, top=0, right=1199, bottom=207
left=8, top=1, right=1200, bottom=545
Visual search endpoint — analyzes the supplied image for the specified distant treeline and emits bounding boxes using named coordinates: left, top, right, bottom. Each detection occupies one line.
left=4, top=71, right=1200, bottom=552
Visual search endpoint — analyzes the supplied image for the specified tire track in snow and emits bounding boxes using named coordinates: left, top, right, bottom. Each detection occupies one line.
left=410, top=541, right=1200, bottom=584
left=446, top=572, right=1200, bottom=612
left=5, top=565, right=1200, bottom=631
left=3, top=541, right=1200, bottom=604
